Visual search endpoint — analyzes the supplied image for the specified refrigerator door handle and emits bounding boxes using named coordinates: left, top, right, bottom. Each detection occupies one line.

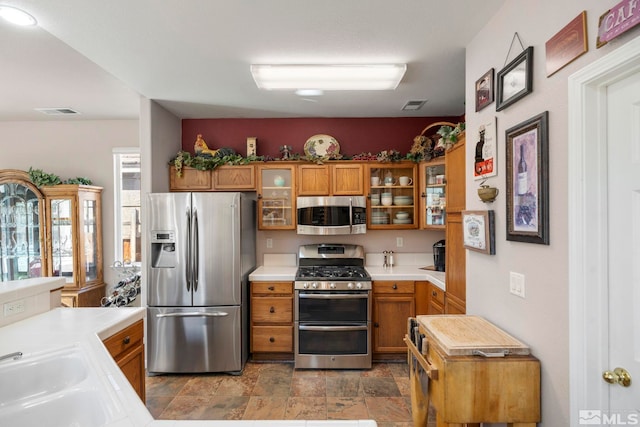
left=193, top=208, right=199, bottom=293
left=185, top=207, right=191, bottom=292
left=156, top=312, right=230, bottom=318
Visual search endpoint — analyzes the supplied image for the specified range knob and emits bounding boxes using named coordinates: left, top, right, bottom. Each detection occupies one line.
left=311, top=282, right=318, bottom=289
left=302, top=283, right=309, bottom=289
left=330, top=283, right=336, bottom=289
left=347, top=282, right=355, bottom=289
left=356, top=283, right=363, bottom=289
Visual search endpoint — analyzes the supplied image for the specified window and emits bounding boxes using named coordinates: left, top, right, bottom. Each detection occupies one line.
left=113, top=149, right=141, bottom=264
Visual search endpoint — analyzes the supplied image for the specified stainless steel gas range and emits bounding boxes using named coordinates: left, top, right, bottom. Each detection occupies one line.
left=294, top=243, right=372, bottom=370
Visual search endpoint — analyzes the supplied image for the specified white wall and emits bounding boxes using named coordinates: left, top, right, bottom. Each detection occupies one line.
left=0, top=120, right=139, bottom=292
left=465, top=2, right=640, bottom=426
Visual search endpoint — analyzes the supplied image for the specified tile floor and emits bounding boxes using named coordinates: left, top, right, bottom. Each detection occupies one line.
left=146, top=361, right=417, bottom=427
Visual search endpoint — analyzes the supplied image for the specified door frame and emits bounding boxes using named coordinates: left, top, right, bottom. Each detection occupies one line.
left=568, top=35, right=640, bottom=425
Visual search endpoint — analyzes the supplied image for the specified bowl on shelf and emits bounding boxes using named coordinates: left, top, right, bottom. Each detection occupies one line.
left=392, top=218, right=412, bottom=224
left=393, top=195, right=413, bottom=206
left=395, top=211, right=410, bottom=220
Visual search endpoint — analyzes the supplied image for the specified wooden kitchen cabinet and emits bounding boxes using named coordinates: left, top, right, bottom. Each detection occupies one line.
left=415, top=281, right=445, bottom=315
left=444, top=133, right=466, bottom=314
left=250, top=281, right=294, bottom=358
left=40, top=184, right=105, bottom=307
left=257, top=165, right=296, bottom=230
left=296, top=162, right=364, bottom=196
left=102, top=319, right=145, bottom=401
left=169, top=166, right=213, bottom=191
left=372, top=280, right=415, bottom=355
left=367, top=162, right=418, bottom=229
left=213, top=165, right=255, bottom=190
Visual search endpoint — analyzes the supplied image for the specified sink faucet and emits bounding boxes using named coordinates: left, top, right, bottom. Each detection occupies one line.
left=0, top=351, right=23, bottom=363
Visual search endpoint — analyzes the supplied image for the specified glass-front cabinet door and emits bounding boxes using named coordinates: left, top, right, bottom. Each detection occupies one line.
left=366, top=162, right=418, bottom=229
left=418, top=158, right=446, bottom=230
left=49, top=197, right=75, bottom=283
left=257, top=164, right=296, bottom=230
left=0, top=171, right=45, bottom=281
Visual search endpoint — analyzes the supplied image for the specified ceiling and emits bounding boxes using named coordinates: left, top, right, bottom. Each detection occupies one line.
left=1, top=0, right=505, bottom=121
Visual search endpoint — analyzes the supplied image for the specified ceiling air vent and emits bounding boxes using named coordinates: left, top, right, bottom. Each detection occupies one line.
left=35, top=107, right=81, bottom=115
left=402, top=100, right=427, bottom=111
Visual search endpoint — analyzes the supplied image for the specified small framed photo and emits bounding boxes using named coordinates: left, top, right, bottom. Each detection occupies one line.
left=475, top=68, right=494, bottom=112
left=496, top=46, right=534, bottom=111
left=462, top=210, right=495, bottom=255
left=505, top=111, right=549, bottom=245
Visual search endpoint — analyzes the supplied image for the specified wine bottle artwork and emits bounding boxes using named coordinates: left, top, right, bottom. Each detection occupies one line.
left=517, top=143, right=528, bottom=195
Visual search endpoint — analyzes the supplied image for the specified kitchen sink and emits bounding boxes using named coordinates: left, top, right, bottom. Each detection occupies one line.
left=0, top=344, right=122, bottom=426
left=0, top=345, right=88, bottom=407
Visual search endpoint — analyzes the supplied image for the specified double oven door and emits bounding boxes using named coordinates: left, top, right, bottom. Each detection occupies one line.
left=294, top=289, right=371, bottom=369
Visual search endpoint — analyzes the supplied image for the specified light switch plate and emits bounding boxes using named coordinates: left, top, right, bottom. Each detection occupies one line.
left=266, top=238, right=273, bottom=249
left=396, top=237, right=404, bottom=248
left=509, top=272, right=525, bottom=298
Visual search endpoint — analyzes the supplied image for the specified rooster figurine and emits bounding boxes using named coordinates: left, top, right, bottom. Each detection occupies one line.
left=194, top=134, right=218, bottom=157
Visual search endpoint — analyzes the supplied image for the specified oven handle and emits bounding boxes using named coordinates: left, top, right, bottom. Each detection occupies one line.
left=298, top=325, right=369, bottom=332
left=298, top=293, right=369, bottom=299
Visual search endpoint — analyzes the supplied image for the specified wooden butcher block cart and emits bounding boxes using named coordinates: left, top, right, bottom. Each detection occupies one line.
left=405, top=315, right=540, bottom=427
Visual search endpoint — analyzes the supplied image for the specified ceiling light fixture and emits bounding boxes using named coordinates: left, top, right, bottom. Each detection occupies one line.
left=0, top=5, right=37, bottom=26
left=251, top=64, right=407, bottom=91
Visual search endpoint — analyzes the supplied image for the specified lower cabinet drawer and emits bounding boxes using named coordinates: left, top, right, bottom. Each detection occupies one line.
left=103, top=319, right=144, bottom=360
left=251, top=297, right=292, bottom=323
left=252, top=326, right=293, bottom=352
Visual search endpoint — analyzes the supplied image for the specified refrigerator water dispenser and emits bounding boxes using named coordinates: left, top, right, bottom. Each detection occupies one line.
left=151, top=230, right=176, bottom=268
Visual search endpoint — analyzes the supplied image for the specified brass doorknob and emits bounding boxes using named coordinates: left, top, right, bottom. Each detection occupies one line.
left=602, top=367, right=632, bottom=387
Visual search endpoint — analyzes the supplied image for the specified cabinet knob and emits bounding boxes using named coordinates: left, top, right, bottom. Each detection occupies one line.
left=374, top=322, right=379, bottom=327
left=432, top=291, right=437, bottom=297
left=269, top=337, right=275, bottom=343
left=392, top=284, right=398, bottom=290
left=268, top=286, right=275, bottom=291
left=269, top=306, right=275, bottom=313
left=257, top=194, right=263, bottom=199
left=123, top=336, right=130, bottom=345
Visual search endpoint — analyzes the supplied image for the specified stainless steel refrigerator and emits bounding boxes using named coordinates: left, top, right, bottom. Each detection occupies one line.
left=147, top=192, right=256, bottom=374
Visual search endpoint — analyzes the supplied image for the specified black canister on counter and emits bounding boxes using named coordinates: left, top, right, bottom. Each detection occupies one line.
left=433, top=239, right=446, bottom=272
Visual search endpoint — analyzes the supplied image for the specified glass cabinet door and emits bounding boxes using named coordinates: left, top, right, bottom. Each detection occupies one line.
left=0, top=181, right=44, bottom=281
left=367, top=163, right=418, bottom=229
left=257, top=165, right=296, bottom=230
left=419, top=159, right=446, bottom=229
left=50, top=198, right=75, bottom=284
left=83, top=199, right=99, bottom=282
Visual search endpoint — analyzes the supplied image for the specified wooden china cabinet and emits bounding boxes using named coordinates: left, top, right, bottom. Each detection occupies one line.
left=40, top=184, right=105, bottom=307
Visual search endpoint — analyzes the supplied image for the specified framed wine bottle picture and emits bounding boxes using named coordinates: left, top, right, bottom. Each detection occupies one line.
left=505, top=111, right=549, bottom=245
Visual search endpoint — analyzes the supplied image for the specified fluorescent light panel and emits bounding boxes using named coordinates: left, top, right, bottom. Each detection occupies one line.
left=0, top=6, right=37, bottom=26
left=251, top=64, right=406, bottom=91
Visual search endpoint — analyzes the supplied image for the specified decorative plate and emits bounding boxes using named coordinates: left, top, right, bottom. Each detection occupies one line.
left=304, top=134, right=340, bottom=157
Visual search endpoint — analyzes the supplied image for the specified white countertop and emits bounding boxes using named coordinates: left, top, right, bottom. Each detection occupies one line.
left=0, top=306, right=376, bottom=427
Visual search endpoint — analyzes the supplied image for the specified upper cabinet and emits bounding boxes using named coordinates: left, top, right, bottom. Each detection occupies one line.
left=418, top=158, right=446, bottom=230
left=0, top=170, right=46, bottom=282
left=297, top=162, right=364, bottom=196
left=257, top=164, right=296, bottom=230
left=40, top=184, right=105, bottom=307
left=366, top=162, right=418, bottom=229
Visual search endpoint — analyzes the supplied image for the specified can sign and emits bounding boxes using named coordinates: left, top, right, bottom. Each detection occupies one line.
left=597, top=0, right=640, bottom=47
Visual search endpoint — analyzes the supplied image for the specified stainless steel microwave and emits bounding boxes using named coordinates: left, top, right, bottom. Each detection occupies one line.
left=296, top=196, right=367, bottom=235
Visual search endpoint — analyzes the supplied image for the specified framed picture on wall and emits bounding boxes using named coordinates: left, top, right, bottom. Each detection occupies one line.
left=505, top=111, right=549, bottom=245
left=496, top=46, right=534, bottom=111
left=475, top=68, right=495, bottom=112
left=462, top=210, right=496, bottom=255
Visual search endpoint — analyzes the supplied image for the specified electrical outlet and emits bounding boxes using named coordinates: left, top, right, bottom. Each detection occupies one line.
left=266, top=238, right=273, bottom=249
left=4, top=299, right=26, bottom=317
left=396, top=237, right=404, bottom=248
left=509, top=272, right=525, bottom=298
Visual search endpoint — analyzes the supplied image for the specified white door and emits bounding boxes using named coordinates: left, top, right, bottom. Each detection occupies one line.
left=569, top=36, right=640, bottom=427
left=605, top=70, right=640, bottom=414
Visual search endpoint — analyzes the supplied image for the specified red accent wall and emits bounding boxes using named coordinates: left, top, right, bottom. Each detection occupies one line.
left=182, top=116, right=463, bottom=158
